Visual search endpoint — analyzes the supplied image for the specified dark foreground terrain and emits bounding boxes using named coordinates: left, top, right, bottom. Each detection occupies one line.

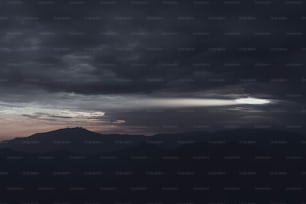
left=0, top=128, right=306, bottom=203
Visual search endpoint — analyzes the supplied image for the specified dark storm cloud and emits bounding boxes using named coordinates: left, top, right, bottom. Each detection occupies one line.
left=0, top=0, right=305, bottom=98
left=0, top=0, right=305, bottom=136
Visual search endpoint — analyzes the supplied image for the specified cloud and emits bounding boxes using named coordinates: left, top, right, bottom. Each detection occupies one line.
left=0, top=101, right=105, bottom=122
left=0, top=0, right=305, bottom=136
left=0, top=0, right=305, bottom=98
left=113, top=120, right=126, bottom=124
left=22, top=111, right=105, bottom=121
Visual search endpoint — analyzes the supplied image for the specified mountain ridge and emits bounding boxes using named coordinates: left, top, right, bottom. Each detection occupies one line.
left=0, top=127, right=303, bottom=154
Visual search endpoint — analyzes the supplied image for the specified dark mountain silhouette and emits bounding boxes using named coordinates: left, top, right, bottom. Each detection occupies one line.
left=0, top=127, right=147, bottom=154
left=0, top=128, right=306, bottom=203
left=0, top=127, right=303, bottom=154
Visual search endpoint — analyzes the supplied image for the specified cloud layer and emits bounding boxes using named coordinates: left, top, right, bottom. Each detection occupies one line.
left=0, top=0, right=305, bottom=137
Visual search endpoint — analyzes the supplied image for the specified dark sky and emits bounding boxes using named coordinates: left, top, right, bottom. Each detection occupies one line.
left=0, top=0, right=305, bottom=138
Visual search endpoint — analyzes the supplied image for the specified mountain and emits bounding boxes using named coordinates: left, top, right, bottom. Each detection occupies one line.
left=0, top=127, right=303, bottom=154
left=0, top=128, right=305, bottom=202
left=0, top=127, right=147, bottom=154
